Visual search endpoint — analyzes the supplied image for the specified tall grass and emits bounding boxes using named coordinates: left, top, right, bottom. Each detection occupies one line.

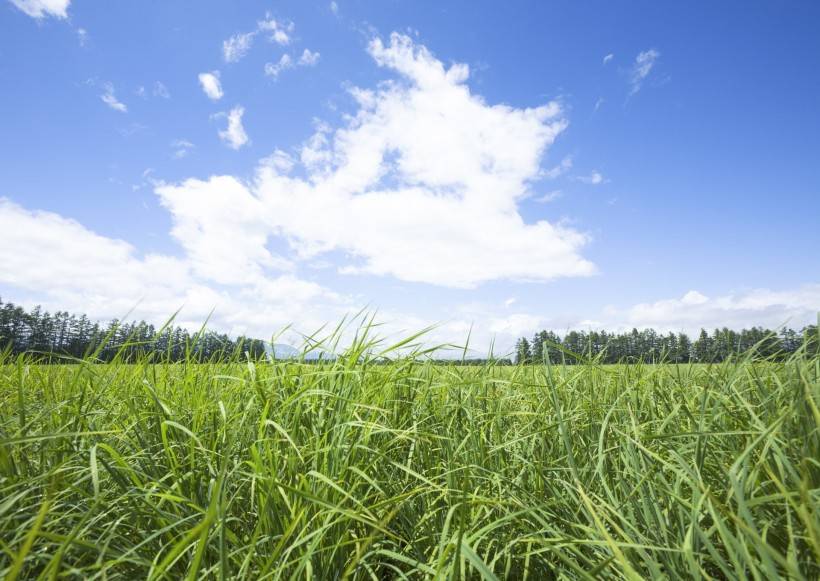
left=0, top=324, right=818, bottom=579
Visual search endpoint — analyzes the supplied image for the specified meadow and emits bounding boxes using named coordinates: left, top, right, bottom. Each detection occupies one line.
left=1, top=332, right=818, bottom=579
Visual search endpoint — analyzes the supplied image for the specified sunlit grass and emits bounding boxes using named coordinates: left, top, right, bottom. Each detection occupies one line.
left=1, top=323, right=818, bottom=579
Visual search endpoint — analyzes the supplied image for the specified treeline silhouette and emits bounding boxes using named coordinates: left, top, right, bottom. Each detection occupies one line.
left=515, top=324, right=819, bottom=364
left=2, top=296, right=817, bottom=365
left=0, top=297, right=267, bottom=362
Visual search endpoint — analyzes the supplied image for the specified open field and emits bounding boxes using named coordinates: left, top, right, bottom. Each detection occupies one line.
left=1, top=344, right=818, bottom=579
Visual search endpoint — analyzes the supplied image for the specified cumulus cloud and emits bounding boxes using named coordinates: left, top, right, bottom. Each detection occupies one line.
left=155, top=176, right=290, bottom=284
left=217, top=106, right=249, bottom=149
left=448, top=286, right=820, bottom=353
left=9, top=0, right=69, bottom=19
left=2, top=194, right=817, bottom=354
left=613, top=286, right=820, bottom=334
left=1, top=32, right=682, bottom=353
left=100, top=83, right=127, bottom=112
left=198, top=71, right=223, bottom=101
left=0, top=197, right=349, bottom=339
left=0, top=197, right=193, bottom=312
left=630, top=49, right=660, bottom=95
left=250, top=33, right=593, bottom=287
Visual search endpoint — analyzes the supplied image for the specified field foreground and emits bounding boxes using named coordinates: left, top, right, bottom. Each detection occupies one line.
left=1, top=347, right=819, bottom=579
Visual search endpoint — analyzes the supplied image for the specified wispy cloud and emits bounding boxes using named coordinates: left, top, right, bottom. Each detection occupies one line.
left=630, top=48, right=660, bottom=95
left=153, top=81, right=170, bottom=99
left=223, top=32, right=255, bottom=63
left=216, top=106, right=249, bottom=149
left=100, top=83, right=127, bottom=113
left=577, top=171, right=605, bottom=185
left=330, top=1, right=339, bottom=15
left=198, top=71, right=223, bottom=101
left=299, top=48, right=320, bottom=66
left=602, top=53, right=614, bottom=65
left=264, top=55, right=292, bottom=78
left=257, top=16, right=293, bottom=46
left=541, top=156, right=572, bottom=179
left=171, top=139, right=195, bottom=159
left=265, top=49, right=320, bottom=79
left=223, top=15, right=294, bottom=63
left=534, top=190, right=563, bottom=203
left=9, top=0, right=70, bottom=19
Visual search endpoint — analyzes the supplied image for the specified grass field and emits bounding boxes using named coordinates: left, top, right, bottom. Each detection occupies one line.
left=1, top=333, right=818, bottom=579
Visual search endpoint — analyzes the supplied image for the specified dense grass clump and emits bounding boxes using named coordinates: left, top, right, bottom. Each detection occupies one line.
left=1, top=329, right=818, bottom=579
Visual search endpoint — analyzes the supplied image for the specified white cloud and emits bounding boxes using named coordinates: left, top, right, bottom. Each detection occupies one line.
left=330, top=1, right=339, bottom=15
left=9, top=0, right=69, bottom=19
left=299, top=48, right=320, bottom=66
left=0, top=197, right=192, bottom=308
left=171, top=139, right=194, bottom=159
left=534, top=190, right=562, bottom=203
left=76, top=27, right=87, bottom=46
left=258, top=17, right=293, bottom=46
left=198, top=71, right=223, bottom=101
left=223, top=16, right=294, bottom=63
left=602, top=53, right=614, bottom=65
left=630, top=48, right=660, bottom=95
left=264, top=54, right=293, bottom=78
left=265, top=49, right=320, bottom=79
left=542, top=156, right=572, bottom=179
left=577, top=171, right=605, bottom=185
left=217, top=106, right=249, bottom=149
left=153, top=81, right=170, bottom=99
left=445, top=285, right=820, bottom=353
left=223, top=31, right=255, bottom=63
left=2, top=195, right=817, bottom=354
left=0, top=32, right=642, bottom=353
left=100, top=83, right=127, bottom=113
left=617, top=286, right=820, bottom=334
left=260, top=149, right=295, bottom=173
left=175, top=32, right=592, bottom=288
left=0, top=197, right=349, bottom=339
left=156, top=176, right=293, bottom=284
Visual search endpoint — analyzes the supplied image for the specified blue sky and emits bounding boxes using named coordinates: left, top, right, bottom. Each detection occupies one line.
left=1, top=0, right=819, bottom=352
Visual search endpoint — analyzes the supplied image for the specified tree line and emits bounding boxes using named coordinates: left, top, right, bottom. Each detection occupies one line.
left=3, top=296, right=817, bottom=365
left=515, top=324, right=819, bottom=364
left=0, top=297, right=267, bottom=362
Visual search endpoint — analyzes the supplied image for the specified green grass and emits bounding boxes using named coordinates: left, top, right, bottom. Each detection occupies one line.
left=1, top=328, right=818, bottom=579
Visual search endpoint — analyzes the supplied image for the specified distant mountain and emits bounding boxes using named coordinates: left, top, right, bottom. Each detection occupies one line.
left=265, top=343, right=299, bottom=359
left=264, top=343, right=333, bottom=360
